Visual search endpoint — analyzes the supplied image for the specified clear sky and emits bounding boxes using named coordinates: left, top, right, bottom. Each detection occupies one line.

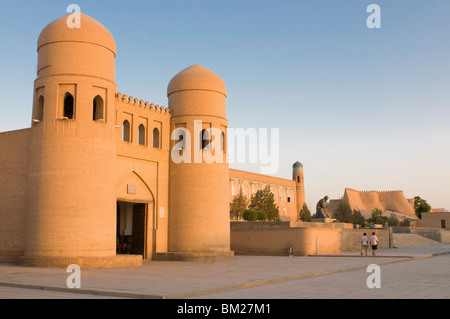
left=1, top=1, right=449, bottom=211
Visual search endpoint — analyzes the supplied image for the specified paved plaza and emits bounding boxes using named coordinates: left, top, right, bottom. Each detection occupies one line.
left=1, top=244, right=450, bottom=300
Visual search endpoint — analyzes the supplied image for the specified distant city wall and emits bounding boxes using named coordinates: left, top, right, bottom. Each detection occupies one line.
left=343, top=188, right=416, bottom=218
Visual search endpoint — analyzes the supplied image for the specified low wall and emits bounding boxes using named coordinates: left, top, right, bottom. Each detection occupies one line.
left=391, top=226, right=443, bottom=242
left=340, top=229, right=390, bottom=252
left=231, top=228, right=341, bottom=256
left=442, top=230, right=450, bottom=243
left=231, top=226, right=390, bottom=256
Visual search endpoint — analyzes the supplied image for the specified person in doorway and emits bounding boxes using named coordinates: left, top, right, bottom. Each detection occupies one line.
left=370, top=232, right=379, bottom=256
left=361, top=233, right=369, bottom=256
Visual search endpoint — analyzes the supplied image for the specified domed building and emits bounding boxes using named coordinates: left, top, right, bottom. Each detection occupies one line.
left=0, top=13, right=305, bottom=268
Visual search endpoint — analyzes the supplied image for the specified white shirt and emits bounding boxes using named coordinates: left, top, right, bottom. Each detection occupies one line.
left=370, top=235, right=379, bottom=246
left=361, top=236, right=368, bottom=245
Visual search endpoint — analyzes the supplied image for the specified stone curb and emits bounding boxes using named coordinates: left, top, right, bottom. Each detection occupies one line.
left=0, top=282, right=165, bottom=299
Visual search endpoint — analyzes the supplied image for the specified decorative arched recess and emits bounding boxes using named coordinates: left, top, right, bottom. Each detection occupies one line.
left=242, top=181, right=251, bottom=199
left=116, top=170, right=155, bottom=204
left=231, top=180, right=240, bottom=197
left=279, top=187, right=286, bottom=202
left=252, top=184, right=260, bottom=194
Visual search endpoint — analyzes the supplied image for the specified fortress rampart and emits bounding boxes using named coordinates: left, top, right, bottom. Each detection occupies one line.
left=343, top=188, right=416, bottom=218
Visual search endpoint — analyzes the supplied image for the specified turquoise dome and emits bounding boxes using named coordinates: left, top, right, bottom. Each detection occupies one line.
left=293, top=161, right=303, bottom=168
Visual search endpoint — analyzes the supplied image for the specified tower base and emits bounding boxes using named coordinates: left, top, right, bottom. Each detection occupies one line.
left=153, top=251, right=234, bottom=262
left=17, top=255, right=143, bottom=269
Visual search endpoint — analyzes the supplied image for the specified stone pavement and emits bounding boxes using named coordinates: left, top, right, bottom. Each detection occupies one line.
left=1, top=244, right=450, bottom=299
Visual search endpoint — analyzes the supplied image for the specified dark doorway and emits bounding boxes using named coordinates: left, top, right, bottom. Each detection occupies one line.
left=131, top=204, right=146, bottom=255
left=441, top=220, right=446, bottom=229
left=116, top=202, right=147, bottom=258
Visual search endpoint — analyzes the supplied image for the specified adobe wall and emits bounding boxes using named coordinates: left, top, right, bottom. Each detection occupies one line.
left=0, top=129, right=30, bottom=262
left=442, top=230, right=450, bottom=243
left=392, top=225, right=449, bottom=243
left=344, top=188, right=416, bottom=218
left=416, top=212, right=450, bottom=230
left=230, top=225, right=390, bottom=256
left=229, top=169, right=298, bottom=221
left=339, top=229, right=390, bottom=251
left=231, top=227, right=341, bottom=256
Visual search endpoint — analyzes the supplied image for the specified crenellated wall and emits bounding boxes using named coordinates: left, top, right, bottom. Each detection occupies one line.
left=343, top=188, right=416, bottom=218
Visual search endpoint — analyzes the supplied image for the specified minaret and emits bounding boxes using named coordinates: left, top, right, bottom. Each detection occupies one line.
left=293, top=161, right=306, bottom=216
left=167, top=65, right=233, bottom=260
left=21, top=14, right=124, bottom=267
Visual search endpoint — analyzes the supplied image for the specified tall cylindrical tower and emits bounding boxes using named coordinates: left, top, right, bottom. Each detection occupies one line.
left=167, top=65, right=233, bottom=259
left=23, top=14, right=118, bottom=263
left=293, top=161, right=306, bottom=216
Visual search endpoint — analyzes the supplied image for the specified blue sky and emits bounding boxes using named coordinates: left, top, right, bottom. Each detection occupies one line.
left=1, top=1, right=449, bottom=210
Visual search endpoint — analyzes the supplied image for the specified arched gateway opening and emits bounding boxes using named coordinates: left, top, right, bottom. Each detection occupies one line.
left=116, top=201, right=150, bottom=259
left=115, top=171, right=155, bottom=260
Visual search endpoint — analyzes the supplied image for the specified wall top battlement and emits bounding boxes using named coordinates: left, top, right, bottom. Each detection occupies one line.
left=345, top=188, right=404, bottom=194
left=116, top=92, right=171, bottom=116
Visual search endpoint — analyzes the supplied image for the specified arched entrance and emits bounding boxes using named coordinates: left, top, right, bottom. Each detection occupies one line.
left=116, top=171, right=155, bottom=260
left=116, top=201, right=149, bottom=258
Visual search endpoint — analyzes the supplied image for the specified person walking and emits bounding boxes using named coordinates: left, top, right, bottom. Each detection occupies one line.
left=361, top=233, right=369, bottom=256
left=370, top=232, right=379, bottom=256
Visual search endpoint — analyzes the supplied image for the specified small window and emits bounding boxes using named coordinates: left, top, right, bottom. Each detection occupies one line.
left=123, top=120, right=131, bottom=142
left=177, top=131, right=185, bottom=150
left=63, top=93, right=74, bottom=119
left=138, top=124, right=146, bottom=146
left=201, top=129, right=210, bottom=150
left=36, top=96, right=44, bottom=121
left=297, top=176, right=300, bottom=183
left=93, top=95, right=104, bottom=121
left=153, top=128, right=160, bottom=148
left=221, top=132, right=226, bottom=151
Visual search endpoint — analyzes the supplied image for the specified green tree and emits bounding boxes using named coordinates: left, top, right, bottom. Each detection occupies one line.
left=249, top=186, right=280, bottom=221
left=243, top=209, right=258, bottom=221
left=256, top=210, right=268, bottom=221
left=367, top=208, right=388, bottom=226
left=351, top=209, right=365, bottom=227
left=333, top=198, right=353, bottom=223
left=387, top=213, right=399, bottom=226
left=400, top=218, right=411, bottom=226
left=229, top=190, right=248, bottom=221
left=414, top=196, right=431, bottom=219
left=298, top=203, right=312, bottom=222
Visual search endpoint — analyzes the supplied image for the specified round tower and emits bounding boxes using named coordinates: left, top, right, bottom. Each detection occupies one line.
left=293, top=161, right=306, bottom=216
left=22, top=14, right=120, bottom=266
left=167, top=65, right=233, bottom=259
